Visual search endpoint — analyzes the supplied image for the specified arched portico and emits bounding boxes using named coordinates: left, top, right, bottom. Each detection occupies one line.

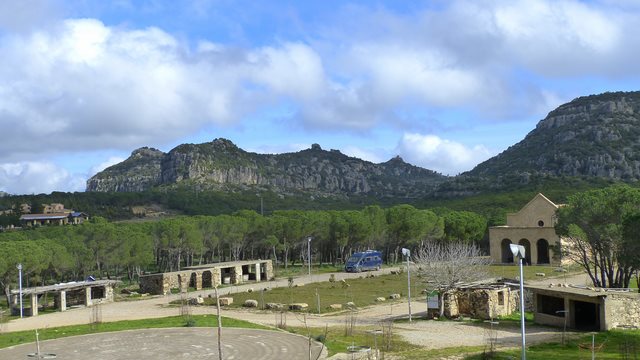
left=537, top=239, right=550, bottom=264
left=501, top=239, right=514, bottom=263
left=518, top=239, right=532, bottom=265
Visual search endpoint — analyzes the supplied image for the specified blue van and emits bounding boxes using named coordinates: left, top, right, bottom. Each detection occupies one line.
left=345, top=250, right=383, bottom=272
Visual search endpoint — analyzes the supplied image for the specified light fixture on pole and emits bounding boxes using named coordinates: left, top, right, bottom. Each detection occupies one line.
left=17, top=263, right=23, bottom=319
left=510, top=243, right=526, bottom=360
left=307, top=237, right=312, bottom=278
left=401, top=248, right=412, bottom=322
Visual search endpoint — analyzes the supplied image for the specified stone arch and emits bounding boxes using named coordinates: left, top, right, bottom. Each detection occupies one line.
left=202, top=270, right=213, bottom=288
left=189, top=272, right=197, bottom=289
left=518, top=239, right=532, bottom=265
left=501, top=239, right=513, bottom=263
left=537, top=239, right=550, bottom=264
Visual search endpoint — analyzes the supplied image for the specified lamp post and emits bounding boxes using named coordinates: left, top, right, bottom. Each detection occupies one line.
left=307, top=237, right=312, bottom=278
left=401, top=248, right=412, bottom=322
left=510, top=244, right=526, bottom=360
left=17, top=263, right=23, bottom=319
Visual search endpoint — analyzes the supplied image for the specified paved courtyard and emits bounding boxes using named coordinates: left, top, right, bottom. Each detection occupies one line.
left=0, top=328, right=326, bottom=359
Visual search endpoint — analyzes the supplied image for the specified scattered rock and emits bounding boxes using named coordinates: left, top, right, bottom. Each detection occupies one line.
left=247, top=288, right=254, bottom=293
left=389, top=293, right=401, bottom=300
left=265, top=303, right=284, bottom=310
left=219, top=297, right=233, bottom=306
left=243, top=299, right=259, bottom=308
left=294, top=283, right=305, bottom=287
left=375, top=297, right=386, bottom=302
left=289, top=303, right=309, bottom=311
left=535, top=273, right=546, bottom=277
left=345, top=302, right=356, bottom=309
left=188, top=296, right=204, bottom=305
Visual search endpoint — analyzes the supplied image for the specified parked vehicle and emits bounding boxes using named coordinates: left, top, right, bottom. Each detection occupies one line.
left=344, top=250, right=383, bottom=272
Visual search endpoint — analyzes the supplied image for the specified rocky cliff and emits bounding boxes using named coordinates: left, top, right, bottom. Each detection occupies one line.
left=87, top=139, right=447, bottom=197
left=467, top=91, right=640, bottom=180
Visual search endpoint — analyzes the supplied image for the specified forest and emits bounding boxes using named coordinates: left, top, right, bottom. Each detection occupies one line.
left=0, top=205, right=486, bottom=305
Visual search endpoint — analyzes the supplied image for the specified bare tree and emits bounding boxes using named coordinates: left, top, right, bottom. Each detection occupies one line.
left=414, top=241, right=490, bottom=317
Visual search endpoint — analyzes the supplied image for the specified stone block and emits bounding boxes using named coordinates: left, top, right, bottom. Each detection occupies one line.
left=265, top=303, right=284, bottom=310
left=219, top=297, right=233, bottom=306
left=289, top=303, right=309, bottom=311
left=243, top=299, right=259, bottom=308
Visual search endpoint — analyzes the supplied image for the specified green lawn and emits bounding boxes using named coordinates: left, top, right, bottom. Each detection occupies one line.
left=466, top=329, right=640, bottom=359
left=199, top=272, right=423, bottom=313
left=487, top=264, right=581, bottom=281
left=0, top=315, right=267, bottom=349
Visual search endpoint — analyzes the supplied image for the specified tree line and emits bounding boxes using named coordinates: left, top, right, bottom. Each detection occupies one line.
left=0, top=205, right=487, bottom=305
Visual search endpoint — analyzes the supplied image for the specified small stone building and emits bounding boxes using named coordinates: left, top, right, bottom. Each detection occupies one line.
left=10, top=280, right=118, bottom=316
left=440, top=279, right=519, bottom=320
left=139, top=260, right=273, bottom=295
left=527, top=283, right=640, bottom=331
left=489, top=193, right=565, bottom=265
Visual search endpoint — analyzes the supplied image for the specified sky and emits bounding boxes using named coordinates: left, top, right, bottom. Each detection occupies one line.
left=1, top=0, right=639, bottom=195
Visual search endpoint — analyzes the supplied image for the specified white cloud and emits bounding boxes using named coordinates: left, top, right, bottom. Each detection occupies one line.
left=89, top=156, right=127, bottom=177
left=341, top=146, right=385, bottom=164
left=397, top=133, right=494, bottom=175
left=0, top=162, right=85, bottom=194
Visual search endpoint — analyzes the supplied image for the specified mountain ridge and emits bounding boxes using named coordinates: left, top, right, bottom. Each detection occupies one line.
left=87, top=139, right=447, bottom=198
left=88, top=90, right=640, bottom=198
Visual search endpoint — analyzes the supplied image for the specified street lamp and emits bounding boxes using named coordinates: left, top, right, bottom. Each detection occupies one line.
left=510, top=244, right=526, bottom=360
left=17, top=263, right=23, bottom=319
left=401, top=248, right=412, bottom=322
left=307, top=237, right=312, bottom=278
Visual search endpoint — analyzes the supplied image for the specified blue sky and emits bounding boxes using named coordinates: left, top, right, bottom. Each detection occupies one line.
left=1, top=0, right=639, bottom=194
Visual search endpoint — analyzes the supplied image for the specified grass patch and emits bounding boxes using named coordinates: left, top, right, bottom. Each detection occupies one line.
left=198, top=273, right=422, bottom=313
left=487, top=264, right=582, bottom=281
left=466, top=329, right=640, bottom=359
left=287, top=325, right=484, bottom=359
left=0, top=315, right=267, bottom=349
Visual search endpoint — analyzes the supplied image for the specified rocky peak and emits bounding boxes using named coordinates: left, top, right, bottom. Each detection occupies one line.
left=131, top=147, right=164, bottom=158
left=468, top=90, right=640, bottom=180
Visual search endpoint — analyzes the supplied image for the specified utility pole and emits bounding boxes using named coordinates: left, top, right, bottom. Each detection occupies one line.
left=307, top=237, right=312, bottom=278
left=17, top=263, right=23, bottom=319
left=510, top=244, right=527, bottom=360
left=402, top=248, right=412, bottom=322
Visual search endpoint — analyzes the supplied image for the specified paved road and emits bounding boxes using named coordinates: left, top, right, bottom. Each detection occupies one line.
left=0, top=328, right=326, bottom=360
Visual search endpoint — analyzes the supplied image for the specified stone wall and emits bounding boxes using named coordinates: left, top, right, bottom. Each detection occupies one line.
left=605, top=294, right=640, bottom=329
left=444, top=287, right=519, bottom=320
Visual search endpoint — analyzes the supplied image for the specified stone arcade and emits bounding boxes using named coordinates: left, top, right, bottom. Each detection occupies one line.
left=139, top=260, right=273, bottom=295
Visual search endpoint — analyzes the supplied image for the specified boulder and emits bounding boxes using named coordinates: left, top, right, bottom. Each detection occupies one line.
left=345, top=301, right=357, bottom=309
left=289, top=303, right=309, bottom=311
left=328, top=304, right=343, bottom=310
left=375, top=297, right=386, bottom=302
left=219, top=297, right=234, bottom=306
left=265, top=303, right=284, bottom=310
left=243, top=299, right=259, bottom=308
left=389, top=293, right=401, bottom=300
